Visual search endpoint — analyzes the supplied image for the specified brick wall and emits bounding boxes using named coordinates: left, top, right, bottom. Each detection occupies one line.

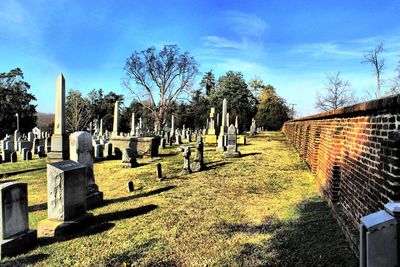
left=283, top=95, right=400, bottom=232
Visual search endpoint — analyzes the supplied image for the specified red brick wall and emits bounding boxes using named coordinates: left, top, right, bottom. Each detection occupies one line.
left=282, top=95, right=400, bottom=227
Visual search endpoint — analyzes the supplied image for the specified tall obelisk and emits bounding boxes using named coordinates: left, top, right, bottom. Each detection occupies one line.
left=47, top=74, right=69, bottom=162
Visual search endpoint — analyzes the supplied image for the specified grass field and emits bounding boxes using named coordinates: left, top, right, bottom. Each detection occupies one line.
left=0, top=132, right=357, bottom=266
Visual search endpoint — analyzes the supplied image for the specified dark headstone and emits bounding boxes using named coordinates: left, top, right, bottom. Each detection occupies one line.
left=11, top=152, right=17, bottom=163
left=127, top=181, right=134, bottom=192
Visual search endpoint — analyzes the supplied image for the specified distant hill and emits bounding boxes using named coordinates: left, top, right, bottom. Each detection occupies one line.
left=36, top=112, right=54, bottom=132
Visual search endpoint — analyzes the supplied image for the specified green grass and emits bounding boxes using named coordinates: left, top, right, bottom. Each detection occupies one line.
left=0, top=154, right=45, bottom=174
left=0, top=132, right=357, bottom=266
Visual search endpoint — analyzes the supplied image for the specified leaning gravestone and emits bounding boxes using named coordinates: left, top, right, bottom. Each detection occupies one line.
left=191, top=136, right=205, bottom=172
left=37, top=160, right=94, bottom=237
left=0, top=182, right=37, bottom=259
left=224, top=125, right=241, bottom=158
left=69, top=132, right=103, bottom=209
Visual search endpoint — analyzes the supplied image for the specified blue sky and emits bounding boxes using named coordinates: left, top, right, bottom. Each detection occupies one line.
left=1, top=0, right=400, bottom=117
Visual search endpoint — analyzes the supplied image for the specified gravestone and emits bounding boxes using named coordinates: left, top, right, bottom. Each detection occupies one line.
left=191, top=136, right=205, bottom=172
left=112, top=101, right=120, bottom=137
left=180, top=146, right=192, bottom=175
left=0, top=155, right=2, bottom=164
left=122, top=148, right=138, bottom=168
left=32, top=138, right=39, bottom=154
left=0, top=182, right=37, bottom=259
left=157, top=163, right=165, bottom=180
left=38, top=145, right=45, bottom=158
left=217, top=98, right=228, bottom=151
left=19, top=140, right=32, bottom=151
left=2, top=149, right=11, bottom=163
left=27, top=132, right=35, bottom=142
left=21, top=148, right=28, bottom=161
left=224, top=125, right=241, bottom=158
left=127, top=181, right=134, bottom=192
left=37, top=160, right=93, bottom=237
left=5, top=141, right=14, bottom=152
left=175, top=134, right=182, bottom=145
left=104, top=143, right=113, bottom=159
left=26, top=151, right=32, bottom=160
left=159, top=138, right=166, bottom=149
left=11, top=152, right=17, bottom=163
left=47, top=74, right=70, bottom=162
left=69, top=132, right=103, bottom=209
left=94, top=144, right=103, bottom=159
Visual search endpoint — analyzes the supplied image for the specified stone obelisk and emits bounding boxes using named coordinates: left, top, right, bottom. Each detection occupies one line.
left=131, top=113, right=136, bottom=136
left=112, top=101, right=120, bottom=137
left=217, top=98, right=228, bottom=151
left=48, top=74, right=69, bottom=162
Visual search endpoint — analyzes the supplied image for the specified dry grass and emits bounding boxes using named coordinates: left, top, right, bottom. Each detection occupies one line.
left=0, top=132, right=357, bottom=266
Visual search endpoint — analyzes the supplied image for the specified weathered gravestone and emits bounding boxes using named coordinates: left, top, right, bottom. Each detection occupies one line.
left=10, top=152, right=17, bottom=163
left=0, top=182, right=37, bottom=259
left=180, top=146, right=192, bottom=175
left=69, top=132, right=103, bottom=208
left=122, top=148, right=138, bottom=168
left=26, top=151, right=32, bottom=161
left=38, top=145, right=45, bottom=158
left=37, top=160, right=93, bottom=237
left=224, top=125, right=241, bottom=158
left=19, top=140, right=32, bottom=152
left=94, top=144, right=103, bottom=160
left=191, top=136, right=205, bottom=172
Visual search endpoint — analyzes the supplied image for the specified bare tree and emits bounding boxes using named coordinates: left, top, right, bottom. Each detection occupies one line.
left=315, top=72, right=355, bottom=112
left=66, top=89, right=91, bottom=132
left=362, top=43, right=385, bottom=98
left=123, top=44, right=199, bottom=130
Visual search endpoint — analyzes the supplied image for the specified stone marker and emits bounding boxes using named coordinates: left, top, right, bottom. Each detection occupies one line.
left=48, top=74, right=70, bottom=162
left=224, top=125, right=241, bottom=158
left=94, top=144, right=103, bottom=159
left=112, top=101, right=120, bottom=137
left=2, top=149, right=11, bottom=163
left=217, top=98, right=228, bottom=151
left=37, top=160, right=93, bottom=237
left=170, top=115, right=175, bottom=138
left=159, top=138, right=166, bottom=149
left=21, top=148, right=28, bottom=161
left=0, top=182, right=37, bottom=259
left=69, top=132, right=103, bottom=208
left=191, top=136, right=205, bottom=172
left=180, top=146, right=192, bottom=175
left=11, top=152, right=17, bottom=163
left=127, top=181, right=134, bottom=192
left=157, top=163, right=165, bottom=180
left=0, top=155, right=2, bottom=164
left=122, top=148, right=138, bottom=168
left=38, top=145, right=45, bottom=158
left=130, top=113, right=136, bottom=136
left=104, top=143, right=113, bottom=159
left=26, top=151, right=32, bottom=160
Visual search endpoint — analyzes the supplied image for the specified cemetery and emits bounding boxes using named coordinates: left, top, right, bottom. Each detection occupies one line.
left=1, top=2, right=400, bottom=265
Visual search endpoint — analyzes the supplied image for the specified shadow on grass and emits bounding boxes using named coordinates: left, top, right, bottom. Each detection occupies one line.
left=96, top=204, right=158, bottom=223
left=102, top=186, right=176, bottom=206
left=39, top=205, right=158, bottom=247
left=217, top=198, right=357, bottom=266
left=204, top=162, right=231, bottom=171
left=0, top=253, right=49, bottom=266
left=240, top=152, right=262, bottom=158
left=103, top=238, right=178, bottom=266
left=157, top=153, right=178, bottom=158
left=29, top=202, right=47, bottom=212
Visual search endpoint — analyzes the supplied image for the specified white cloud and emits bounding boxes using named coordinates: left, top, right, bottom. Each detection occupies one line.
left=224, top=10, right=269, bottom=37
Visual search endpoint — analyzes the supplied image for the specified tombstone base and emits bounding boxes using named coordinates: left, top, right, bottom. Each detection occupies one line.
left=87, top=191, right=104, bottom=209
left=37, top=213, right=94, bottom=238
left=191, top=161, right=205, bottom=172
left=224, top=151, right=241, bottom=158
left=1, top=229, right=37, bottom=259
left=204, top=135, right=217, bottom=144
left=47, top=134, right=69, bottom=163
left=180, top=168, right=192, bottom=175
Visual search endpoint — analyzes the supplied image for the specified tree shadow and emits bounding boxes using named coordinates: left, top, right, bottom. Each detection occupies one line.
left=103, top=238, right=178, bottom=266
left=0, top=253, right=49, bottom=266
left=217, top=198, right=358, bottom=266
left=240, top=152, right=262, bottom=158
left=102, top=186, right=176, bottom=206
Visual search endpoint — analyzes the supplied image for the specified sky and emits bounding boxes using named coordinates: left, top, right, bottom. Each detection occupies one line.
left=1, top=0, right=400, bottom=117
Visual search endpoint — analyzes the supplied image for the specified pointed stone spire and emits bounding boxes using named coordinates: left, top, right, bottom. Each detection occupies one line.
left=54, top=74, right=66, bottom=135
